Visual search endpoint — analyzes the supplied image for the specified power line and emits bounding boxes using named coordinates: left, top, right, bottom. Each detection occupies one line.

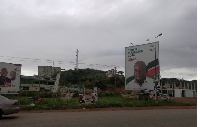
left=0, top=55, right=124, bottom=70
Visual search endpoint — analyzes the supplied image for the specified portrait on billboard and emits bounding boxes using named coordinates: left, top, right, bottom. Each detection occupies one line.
left=0, top=62, right=21, bottom=93
left=125, top=42, right=160, bottom=91
left=0, top=68, right=11, bottom=87
left=10, top=71, right=16, bottom=81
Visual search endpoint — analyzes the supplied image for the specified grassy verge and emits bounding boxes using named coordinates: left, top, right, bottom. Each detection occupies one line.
left=3, top=93, right=195, bottom=111
left=17, top=96, right=195, bottom=111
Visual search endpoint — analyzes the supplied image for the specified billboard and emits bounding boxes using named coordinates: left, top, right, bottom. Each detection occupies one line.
left=0, top=62, right=21, bottom=94
left=125, top=42, right=160, bottom=91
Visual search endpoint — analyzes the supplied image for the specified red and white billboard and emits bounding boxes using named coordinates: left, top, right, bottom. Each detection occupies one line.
left=0, top=62, right=21, bottom=94
left=125, top=42, right=160, bottom=91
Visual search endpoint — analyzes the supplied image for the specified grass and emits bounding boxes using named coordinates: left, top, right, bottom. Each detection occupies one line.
left=3, top=93, right=195, bottom=111
left=19, top=96, right=195, bottom=110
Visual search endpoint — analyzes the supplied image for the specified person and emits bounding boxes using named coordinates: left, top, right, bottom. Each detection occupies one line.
left=0, top=68, right=11, bottom=87
left=134, top=61, right=147, bottom=86
left=126, top=61, right=154, bottom=90
left=10, top=71, right=17, bottom=87
left=10, top=71, right=16, bottom=81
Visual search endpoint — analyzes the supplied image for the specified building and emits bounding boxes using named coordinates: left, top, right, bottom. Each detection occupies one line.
left=106, top=69, right=116, bottom=77
left=21, top=66, right=61, bottom=92
left=160, top=79, right=197, bottom=97
left=105, top=69, right=124, bottom=78
left=20, top=75, right=55, bottom=91
left=38, top=66, right=61, bottom=78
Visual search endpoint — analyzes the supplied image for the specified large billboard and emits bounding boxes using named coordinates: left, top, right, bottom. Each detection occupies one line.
left=125, top=42, right=160, bottom=91
left=0, top=62, right=21, bottom=94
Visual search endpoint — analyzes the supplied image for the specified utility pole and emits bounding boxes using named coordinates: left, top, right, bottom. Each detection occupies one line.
left=114, top=67, right=117, bottom=87
left=75, top=49, right=79, bottom=70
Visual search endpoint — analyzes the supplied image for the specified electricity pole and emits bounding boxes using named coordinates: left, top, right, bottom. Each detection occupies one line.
left=154, top=43, right=157, bottom=100
left=114, top=67, right=117, bottom=87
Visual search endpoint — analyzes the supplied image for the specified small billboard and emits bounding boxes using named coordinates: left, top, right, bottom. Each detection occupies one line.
left=0, top=62, right=21, bottom=94
left=125, top=42, right=160, bottom=91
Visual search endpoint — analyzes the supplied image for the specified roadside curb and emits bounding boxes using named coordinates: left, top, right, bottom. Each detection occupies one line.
left=19, top=106, right=197, bottom=113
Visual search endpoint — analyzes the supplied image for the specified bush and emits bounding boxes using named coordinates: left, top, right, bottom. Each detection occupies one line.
left=99, top=91, right=121, bottom=97
left=19, top=91, right=61, bottom=98
left=19, top=91, right=40, bottom=97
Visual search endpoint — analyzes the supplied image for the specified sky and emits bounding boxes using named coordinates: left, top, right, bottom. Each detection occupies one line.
left=0, top=0, right=197, bottom=81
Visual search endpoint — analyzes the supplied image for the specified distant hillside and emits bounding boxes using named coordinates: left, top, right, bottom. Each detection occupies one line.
left=59, top=68, right=125, bottom=89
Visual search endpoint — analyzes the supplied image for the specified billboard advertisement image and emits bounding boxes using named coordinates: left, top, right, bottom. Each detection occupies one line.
left=125, top=42, right=160, bottom=91
left=0, top=62, right=21, bottom=94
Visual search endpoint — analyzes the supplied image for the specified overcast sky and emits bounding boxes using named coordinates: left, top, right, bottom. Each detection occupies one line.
left=0, top=0, right=197, bottom=81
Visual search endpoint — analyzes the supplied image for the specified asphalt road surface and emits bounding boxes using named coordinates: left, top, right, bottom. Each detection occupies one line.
left=0, top=109, right=197, bottom=127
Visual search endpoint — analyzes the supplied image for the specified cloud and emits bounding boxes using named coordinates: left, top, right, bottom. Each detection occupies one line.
left=0, top=0, right=197, bottom=80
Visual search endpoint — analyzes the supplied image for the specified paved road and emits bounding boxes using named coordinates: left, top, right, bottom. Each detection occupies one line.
left=0, top=109, right=197, bottom=127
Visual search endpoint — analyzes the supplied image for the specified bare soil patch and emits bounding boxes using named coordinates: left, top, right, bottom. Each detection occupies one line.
left=170, top=97, right=197, bottom=104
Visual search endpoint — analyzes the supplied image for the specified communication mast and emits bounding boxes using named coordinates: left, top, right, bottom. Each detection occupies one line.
left=75, top=49, right=79, bottom=70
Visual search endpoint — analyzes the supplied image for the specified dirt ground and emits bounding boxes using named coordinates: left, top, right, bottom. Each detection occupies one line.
left=170, top=97, right=197, bottom=104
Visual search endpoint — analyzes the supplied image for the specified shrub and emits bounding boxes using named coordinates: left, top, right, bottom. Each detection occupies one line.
left=19, top=91, right=61, bottom=98
left=99, top=91, right=121, bottom=97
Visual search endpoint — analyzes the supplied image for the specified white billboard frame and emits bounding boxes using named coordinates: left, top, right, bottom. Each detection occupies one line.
left=125, top=42, right=160, bottom=91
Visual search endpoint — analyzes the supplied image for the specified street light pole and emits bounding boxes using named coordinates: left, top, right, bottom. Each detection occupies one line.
left=154, top=33, right=162, bottom=100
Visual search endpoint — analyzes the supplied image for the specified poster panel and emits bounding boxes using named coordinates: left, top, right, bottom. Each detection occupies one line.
left=0, top=62, right=21, bottom=94
left=125, top=42, right=160, bottom=91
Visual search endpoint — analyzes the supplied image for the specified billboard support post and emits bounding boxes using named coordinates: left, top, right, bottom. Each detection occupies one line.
left=154, top=43, right=157, bottom=100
